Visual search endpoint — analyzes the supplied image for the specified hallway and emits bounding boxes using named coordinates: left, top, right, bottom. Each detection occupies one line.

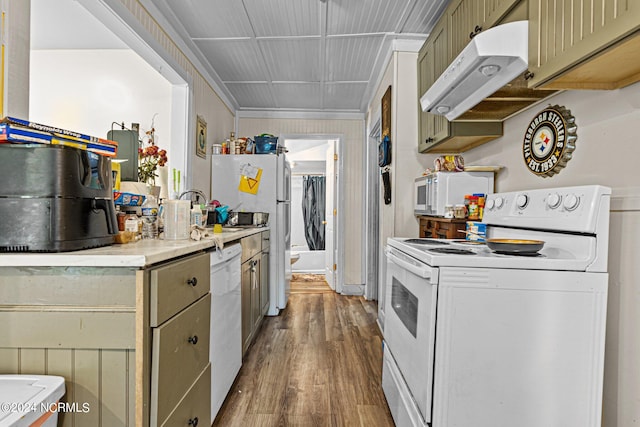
left=213, top=276, right=394, bottom=426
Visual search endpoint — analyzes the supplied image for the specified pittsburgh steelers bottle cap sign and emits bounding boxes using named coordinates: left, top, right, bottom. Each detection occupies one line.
left=523, top=105, right=577, bottom=178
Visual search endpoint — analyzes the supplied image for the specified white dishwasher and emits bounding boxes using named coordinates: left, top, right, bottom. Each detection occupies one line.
left=209, top=243, right=242, bottom=424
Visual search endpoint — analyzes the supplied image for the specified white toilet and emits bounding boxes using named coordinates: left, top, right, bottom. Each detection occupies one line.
left=0, top=375, right=65, bottom=426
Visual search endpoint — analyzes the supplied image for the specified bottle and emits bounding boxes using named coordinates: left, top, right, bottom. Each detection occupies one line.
left=190, top=204, right=203, bottom=227
left=124, top=210, right=140, bottom=236
left=141, top=195, right=159, bottom=239
left=229, top=131, right=236, bottom=155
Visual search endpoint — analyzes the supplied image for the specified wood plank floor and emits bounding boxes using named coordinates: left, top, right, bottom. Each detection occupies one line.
left=213, top=277, right=394, bottom=426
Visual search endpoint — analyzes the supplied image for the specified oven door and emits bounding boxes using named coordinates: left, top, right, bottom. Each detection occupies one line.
left=384, top=246, right=438, bottom=424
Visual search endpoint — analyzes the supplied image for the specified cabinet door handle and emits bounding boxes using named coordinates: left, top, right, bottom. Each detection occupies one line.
left=187, top=277, right=198, bottom=287
left=188, top=417, right=199, bottom=426
left=188, top=335, right=198, bottom=345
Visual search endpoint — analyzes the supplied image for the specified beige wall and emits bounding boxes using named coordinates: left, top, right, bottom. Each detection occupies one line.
left=422, top=82, right=640, bottom=427
left=115, top=0, right=235, bottom=198
left=366, top=50, right=431, bottom=292
left=238, top=117, right=364, bottom=286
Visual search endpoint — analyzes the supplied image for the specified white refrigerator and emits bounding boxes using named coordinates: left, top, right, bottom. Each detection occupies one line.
left=211, top=154, right=291, bottom=315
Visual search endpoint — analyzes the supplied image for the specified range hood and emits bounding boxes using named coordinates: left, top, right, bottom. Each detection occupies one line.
left=420, top=21, right=530, bottom=121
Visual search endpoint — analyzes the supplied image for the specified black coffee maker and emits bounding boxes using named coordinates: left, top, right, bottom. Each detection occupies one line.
left=0, top=144, right=118, bottom=252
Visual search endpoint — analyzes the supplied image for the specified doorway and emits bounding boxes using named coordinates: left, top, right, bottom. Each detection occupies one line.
left=283, top=135, right=343, bottom=293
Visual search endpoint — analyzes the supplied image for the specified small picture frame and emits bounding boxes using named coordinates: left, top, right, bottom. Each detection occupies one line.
left=196, top=115, right=207, bottom=158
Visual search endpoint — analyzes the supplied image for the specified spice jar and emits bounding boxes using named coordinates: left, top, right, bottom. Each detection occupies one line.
left=444, top=204, right=454, bottom=219
left=454, top=204, right=467, bottom=219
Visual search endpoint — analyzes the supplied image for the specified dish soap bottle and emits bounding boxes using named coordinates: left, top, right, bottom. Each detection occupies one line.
left=141, top=195, right=159, bottom=239
left=190, top=204, right=203, bottom=227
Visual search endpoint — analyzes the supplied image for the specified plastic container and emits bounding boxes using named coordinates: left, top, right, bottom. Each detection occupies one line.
left=141, top=195, right=159, bottom=239
left=0, top=375, right=65, bottom=426
left=468, top=196, right=480, bottom=220
left=254, top=135, right=278, bottom=154
left=163, top=200, right=190, bottom=240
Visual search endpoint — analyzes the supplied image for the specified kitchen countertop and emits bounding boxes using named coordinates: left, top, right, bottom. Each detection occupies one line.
left=0, top=227, right=267, bottom=268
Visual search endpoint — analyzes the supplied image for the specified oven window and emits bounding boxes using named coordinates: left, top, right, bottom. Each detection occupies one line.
left=391, top=277, right=418, bottom=338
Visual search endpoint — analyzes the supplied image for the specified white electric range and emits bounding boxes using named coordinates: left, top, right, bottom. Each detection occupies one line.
left=382, top=185, right=611, bottom=427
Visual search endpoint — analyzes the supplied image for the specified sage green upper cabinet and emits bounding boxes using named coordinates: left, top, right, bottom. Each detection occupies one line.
left=483, top=0, right=523, bottom=29
left=418, top=19, right=450, bottom=152
left=448, top=0, right=485, bottom=58
left=418, top=9, right=504, bottom=153
left=528, top=0, right=640, bottom=89
left=449, top=0, right=524, bottom=59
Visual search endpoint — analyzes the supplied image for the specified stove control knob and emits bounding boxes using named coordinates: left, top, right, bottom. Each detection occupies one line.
left=516, top=194, right=529, bottom=209
left=485, top=198, right=495, bottom=210
left=563, top=194, right=580, bottom=211
left=494, top=197, right=504, bottom=209
left=547, top=193, right=562, bottom=209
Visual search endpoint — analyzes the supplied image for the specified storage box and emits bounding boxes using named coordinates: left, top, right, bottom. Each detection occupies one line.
left=466, top=221, right=486, bottom=241
left=254, top=135, right=278, bottom=154
left=0, top=375, right=66, bottom=426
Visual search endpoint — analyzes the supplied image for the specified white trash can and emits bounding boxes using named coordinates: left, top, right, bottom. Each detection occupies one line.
left=0, top=375, right=65, bottom=426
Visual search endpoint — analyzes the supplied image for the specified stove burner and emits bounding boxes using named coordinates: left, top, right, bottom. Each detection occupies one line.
left=404, top=238, right=450, bottom=246
left=428, top=247, right=476, bottom=255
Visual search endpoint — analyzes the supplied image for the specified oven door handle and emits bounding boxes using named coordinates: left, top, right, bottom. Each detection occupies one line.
left=386, top=248, right=434, bottom=279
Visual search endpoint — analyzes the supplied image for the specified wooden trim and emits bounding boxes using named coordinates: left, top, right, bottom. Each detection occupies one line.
left=136, top=269, right=151, bottom=427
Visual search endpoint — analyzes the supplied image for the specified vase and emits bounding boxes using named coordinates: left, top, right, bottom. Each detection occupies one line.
left=146, top=184, right=161, bottom=198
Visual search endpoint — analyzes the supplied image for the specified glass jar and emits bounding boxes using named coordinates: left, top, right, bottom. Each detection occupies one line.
left=454, top=204, right=467, bottom=219
left=444, top=204, right=454, bottom=219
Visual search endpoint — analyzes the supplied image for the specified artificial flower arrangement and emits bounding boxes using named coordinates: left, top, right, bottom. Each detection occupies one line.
left=138, top=116, right=167, bottom=185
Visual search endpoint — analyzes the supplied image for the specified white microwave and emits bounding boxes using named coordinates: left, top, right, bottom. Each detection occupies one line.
left=414, top=171, right=494, bottom=216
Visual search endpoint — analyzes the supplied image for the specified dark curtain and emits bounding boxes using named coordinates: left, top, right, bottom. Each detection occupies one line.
left=302, top=175, right=326, bottom=250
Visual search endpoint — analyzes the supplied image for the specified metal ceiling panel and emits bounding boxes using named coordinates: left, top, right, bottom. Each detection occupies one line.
left=327, top=0, right=412, bottom=35
left=226, top=83, right=275, bottom=108
left=325, top=35, right=384, bottom=82
left=164, top=0, right=254, bottom=38
left=323, top=83, right=368, bottom=110
left=258, top=38, right=321, bottom=81
left=194, top=39, right=267, bottom=82
left=243, top=0, right=321, bottom=37
left=272, top=83, right=323, bottom=109
left=401, top=0, right=448, bottom=34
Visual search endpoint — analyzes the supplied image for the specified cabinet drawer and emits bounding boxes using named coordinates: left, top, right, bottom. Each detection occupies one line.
left=160, top=363, right=211, bottom=427
left=241, top=233, right=261, bottom=262
left=150, top=252, right=210, bottom=326
left=261, top=230, right=270, bottom=252
left=151, top=294, right=211, bottom=426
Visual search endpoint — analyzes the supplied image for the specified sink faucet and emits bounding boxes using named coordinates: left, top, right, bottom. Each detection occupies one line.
left=178, top=189, right=207, bottom=206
